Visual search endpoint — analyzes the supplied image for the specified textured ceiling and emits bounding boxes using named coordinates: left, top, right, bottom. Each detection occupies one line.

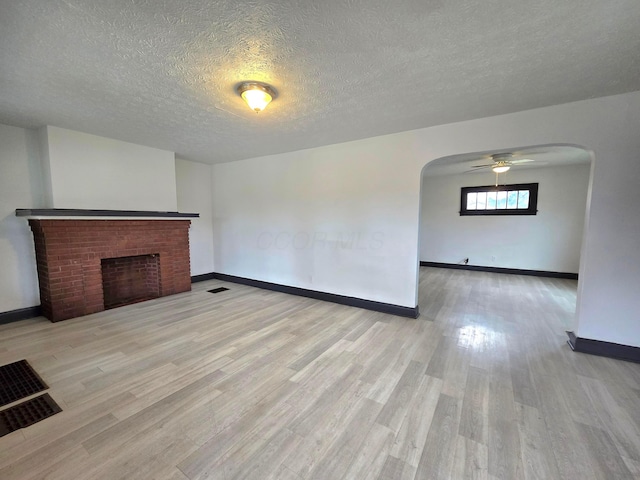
left=1, top=0, right=639, bottom=164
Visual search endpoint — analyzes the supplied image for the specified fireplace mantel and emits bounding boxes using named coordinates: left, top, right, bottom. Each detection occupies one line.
left=17, top=209, right=198, bottom=322
left=16, top=208, right=199, bottom=220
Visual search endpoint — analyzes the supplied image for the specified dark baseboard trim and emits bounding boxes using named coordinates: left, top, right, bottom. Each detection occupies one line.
left=567, top=331, right=640, bottom=364
left=0, top=306, right=42, bottom=325
left=210, top=272, right=419, bottom=319
left=419, top=261, right=578, bottom=280
left=191, top=272, right=217, bottom=283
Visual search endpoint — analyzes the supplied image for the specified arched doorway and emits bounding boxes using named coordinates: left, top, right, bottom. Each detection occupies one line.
left=416, top=144, right=594, bottom=330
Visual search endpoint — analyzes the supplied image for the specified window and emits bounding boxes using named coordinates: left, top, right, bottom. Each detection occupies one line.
left=460, top=183, right=538, bottom=216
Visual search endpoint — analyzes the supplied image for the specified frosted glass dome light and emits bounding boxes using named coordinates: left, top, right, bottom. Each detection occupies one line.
left=237, top=82, right=277, bottom=113
left=492, top=163, right=511, bottom=173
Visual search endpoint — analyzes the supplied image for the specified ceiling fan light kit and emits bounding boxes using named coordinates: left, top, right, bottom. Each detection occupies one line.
left=491, top=163, right=511, bottom=173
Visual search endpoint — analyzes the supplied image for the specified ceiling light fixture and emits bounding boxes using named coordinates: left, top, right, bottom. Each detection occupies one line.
left=492, top=163, right=511, bottom=173
left=237, top=81, right=277, bottom=113
left=491, top=158, right=511, bottom=186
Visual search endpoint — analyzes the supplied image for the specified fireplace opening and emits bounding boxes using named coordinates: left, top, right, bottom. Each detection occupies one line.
left=101, top=254, right=161, bottom=309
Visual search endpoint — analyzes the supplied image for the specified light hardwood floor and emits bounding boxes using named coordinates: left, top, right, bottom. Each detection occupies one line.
left=1, top=267, right=639, bottom=479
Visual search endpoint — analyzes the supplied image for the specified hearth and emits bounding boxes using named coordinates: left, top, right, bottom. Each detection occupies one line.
left=16, top=209, right=199, bottom=322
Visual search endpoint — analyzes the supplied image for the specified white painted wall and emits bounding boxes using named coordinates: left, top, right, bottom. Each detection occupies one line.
left=38, top=126, right=53, bottom=207
left=212, top=136, right=419, bottom=307
left=175, top=158, right=215, bottom=276
left=44, top=126, right=177, bottom=211
left=212, top=91, right=640, bottom=347
left=420, top=164, right=591, bottom=273
left=0, top=124, right=44, bottom=312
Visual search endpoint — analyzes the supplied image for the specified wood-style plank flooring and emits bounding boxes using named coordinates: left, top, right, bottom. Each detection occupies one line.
left=1, top=267, right=639, bottom=479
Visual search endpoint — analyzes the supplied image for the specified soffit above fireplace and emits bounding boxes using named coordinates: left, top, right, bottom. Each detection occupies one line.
left=15, top=208, right=199, bottom=220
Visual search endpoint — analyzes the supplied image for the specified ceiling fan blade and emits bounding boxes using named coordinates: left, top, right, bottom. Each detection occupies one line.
left=470, top=164, right=494, bottom=168
left=465, top=166, right=493, bottom=173
left=511, top=159, right=535, bottom=164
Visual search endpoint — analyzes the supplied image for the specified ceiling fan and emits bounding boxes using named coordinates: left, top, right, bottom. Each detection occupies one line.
left=469, top=152, right=537, bottom=173
left=466, top=151, right=547, bottom=185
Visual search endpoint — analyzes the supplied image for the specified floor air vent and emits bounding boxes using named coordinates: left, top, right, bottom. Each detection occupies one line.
left=0, top=393, right=62, bottom=437
left=208, top=287, right=229, bottom=294
left=0, top=359, right=48, bottom=408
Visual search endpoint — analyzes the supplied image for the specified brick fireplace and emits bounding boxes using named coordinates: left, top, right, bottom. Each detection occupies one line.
left=17, top=209, right=198, bottom=322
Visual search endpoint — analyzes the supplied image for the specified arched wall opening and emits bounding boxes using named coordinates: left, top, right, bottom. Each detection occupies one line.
left=416, top=143, right=595, bottom=333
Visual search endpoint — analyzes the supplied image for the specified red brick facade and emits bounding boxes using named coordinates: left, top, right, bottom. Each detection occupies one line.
left=29, top=219, right=192, bottom=322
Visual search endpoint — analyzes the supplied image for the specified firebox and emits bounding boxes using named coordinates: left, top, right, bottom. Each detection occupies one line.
left=101, top=254, right=161, bottom=309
